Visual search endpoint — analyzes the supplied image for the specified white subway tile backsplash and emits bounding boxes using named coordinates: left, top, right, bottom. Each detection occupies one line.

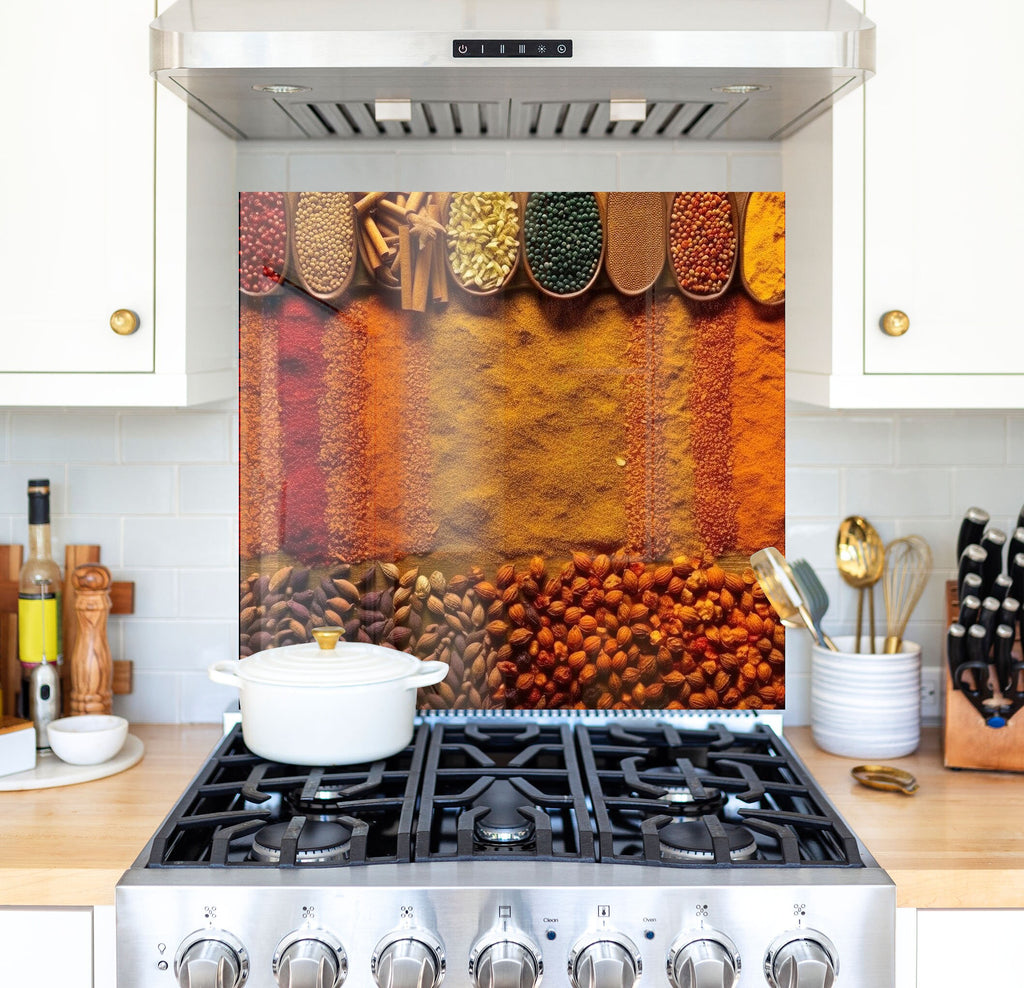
left=10, top=413, right=116, bottom=462
left=785, top=468, right=840, bottom=517
left=0, top=464, right=66, bottom=513
left=236, top=152, right=289, bottom=190
left=124, top=619, right=236, bottom=671
left=784, top=522, right=842, bottom=569
left=47, top=517, right=124, bottom=568
left=179, top=569, right=237, bottom=620
left=786, top=415, right=892, bottom=466
left=124, top=517, right=235, bottom=567
left=289, top=152, right=399, bottom=191
left=951, top=466, right=1024, bottom=521
left=618, top=153, right=727, bottom=190
left=1008, top=417, right=1024, bottom=465
left=180, top=672, right=239, bottom=724
left=117, top=568, right=179, bottom=619
left=508, top=153, right=618, bottom=190
left=181, top=465, right=238, bottom=515
left=68, top=465, right=176, bottom=515
left=121, top=413, right=229, bottom=463
left=728, top=154, right=783, bottom=189
left=396, top=153, right=509, bottom=190
left=844, top=468, right=951, bottom=517
left=900, top=414, right=1006, bottom=465
left=113, top=671, right=180, bottom=724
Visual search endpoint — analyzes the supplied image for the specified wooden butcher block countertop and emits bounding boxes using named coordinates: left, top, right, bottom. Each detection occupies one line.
left=0, top=724, right=1021, bottom=908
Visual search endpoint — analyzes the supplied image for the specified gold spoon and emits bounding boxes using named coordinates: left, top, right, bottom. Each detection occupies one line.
left=836, top=516, right=886, bottom=653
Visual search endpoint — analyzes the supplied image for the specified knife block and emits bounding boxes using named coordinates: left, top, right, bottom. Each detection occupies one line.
left=943, top=580, right=1024, bottom=772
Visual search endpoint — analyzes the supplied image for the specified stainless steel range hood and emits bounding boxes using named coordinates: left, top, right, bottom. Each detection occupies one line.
left=151, top=0, right=874, bottom=142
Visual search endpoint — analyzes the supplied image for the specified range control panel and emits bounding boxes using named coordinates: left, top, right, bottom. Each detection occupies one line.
left=452, top=40, right=573, bottom=58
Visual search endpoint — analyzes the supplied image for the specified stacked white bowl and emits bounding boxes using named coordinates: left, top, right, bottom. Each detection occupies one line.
left=810, top=635, right=921, bottom=759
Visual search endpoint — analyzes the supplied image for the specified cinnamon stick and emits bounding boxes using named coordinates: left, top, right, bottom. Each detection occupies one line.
left=412, top=239, right=433, bottom=312
left=406, top=191, right=427, bottom=214
left=399, top=225, right=413, bottom=309
left=355, top=191, right=387, bottom=215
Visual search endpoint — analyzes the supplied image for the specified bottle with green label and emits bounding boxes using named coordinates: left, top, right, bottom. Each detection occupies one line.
left=18, top=479, right=62, bottom=716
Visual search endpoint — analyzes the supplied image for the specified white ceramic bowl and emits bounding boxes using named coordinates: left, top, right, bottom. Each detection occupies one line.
left=47, top=715, right=128, bottom=765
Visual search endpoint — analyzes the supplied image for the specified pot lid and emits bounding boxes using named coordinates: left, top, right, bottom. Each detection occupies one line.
left=237, top=634, right=426, bottom=687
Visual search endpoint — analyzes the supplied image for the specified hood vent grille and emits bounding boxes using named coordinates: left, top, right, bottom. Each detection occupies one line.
left=279, top=98, right=736, bottom=140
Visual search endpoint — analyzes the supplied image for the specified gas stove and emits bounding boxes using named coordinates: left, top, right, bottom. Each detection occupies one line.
left=117, top=714, right=893, bottom=988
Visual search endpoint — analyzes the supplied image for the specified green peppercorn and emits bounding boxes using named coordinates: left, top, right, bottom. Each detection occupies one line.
left=523, top=192, right=603, bottom=295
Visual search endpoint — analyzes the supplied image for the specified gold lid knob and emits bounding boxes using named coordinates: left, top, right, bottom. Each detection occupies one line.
left=880, top=310, right=910, bottom=337
left=311, top=627, right=342, bottom=650
left=109, top=309, right=140, bottom=336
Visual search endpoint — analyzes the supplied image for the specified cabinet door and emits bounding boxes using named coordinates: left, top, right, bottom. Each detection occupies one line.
left=0, top=907, right=94, bottom=988
left=917, top=910, right=1023, bottom=983
left=0, top=0, right=154, bottom=373
left=863, top=0, right=1024, bottom=376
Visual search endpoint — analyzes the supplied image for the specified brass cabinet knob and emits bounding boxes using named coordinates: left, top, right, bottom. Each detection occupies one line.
left=109, top=309, right=140, bottom=336
left=880, top=310, right=910, bottom=337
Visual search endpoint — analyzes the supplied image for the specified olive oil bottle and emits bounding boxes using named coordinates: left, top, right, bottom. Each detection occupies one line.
left=18, top=479, right=62, bottom=720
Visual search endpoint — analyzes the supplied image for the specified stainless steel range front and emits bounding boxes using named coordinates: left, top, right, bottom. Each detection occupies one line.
left=116, top=716, right=894, bottom=987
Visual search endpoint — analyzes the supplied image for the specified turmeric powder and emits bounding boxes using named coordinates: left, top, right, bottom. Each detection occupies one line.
left=742, top=192, right=785, bottom=303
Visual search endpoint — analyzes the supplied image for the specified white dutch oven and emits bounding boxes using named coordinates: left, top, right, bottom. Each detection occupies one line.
left=209, top=628, right=447, bottom=765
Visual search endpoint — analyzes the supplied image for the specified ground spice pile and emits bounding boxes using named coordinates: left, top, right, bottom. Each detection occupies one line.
left=742, top=192, right=786, bottom=303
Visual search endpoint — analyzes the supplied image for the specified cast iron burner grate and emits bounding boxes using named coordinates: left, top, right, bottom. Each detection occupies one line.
left=576, top=722, right=863, bottom=867
left=142, top=720, right=863, bottom=870
left=414, top=722, right=596, bottom=862
left=145, top=724, right=427, bottom=867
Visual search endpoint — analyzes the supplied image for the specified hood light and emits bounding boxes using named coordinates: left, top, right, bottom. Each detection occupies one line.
left=714, top=84, right=770, bottom=94
left=252, top=84, right=311, bottom=94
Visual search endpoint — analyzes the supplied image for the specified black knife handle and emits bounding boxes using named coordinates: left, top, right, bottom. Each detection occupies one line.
left=947, top=623, right=967, bottom=688
left=966, top=622, right=991, bottom=668
left=978, top=596, right=1002, bottom=649
left=958, top=594, right=982, bottom=629
left=990, top=573, right=1014, bottom=603
left=1008, top=527, right=1024, bottom=568
left=960, top=572, right=983, bottom=603
left=957, top=507, right=990, bottom=562
left=980, top=528, right=1008, bottom=588
left=1011, top=552, right=1024, bottom=606
left=998, top=595, right=1020, bottom=630
left=958, top=545, right=988, bottom=599
left=1017, top=504, right=1024, bottom=536
left=995, top=624, right=1016, bottom=695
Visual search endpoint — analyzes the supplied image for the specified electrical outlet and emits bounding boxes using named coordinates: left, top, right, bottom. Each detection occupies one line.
left=920, top=667, right=942, bottom=720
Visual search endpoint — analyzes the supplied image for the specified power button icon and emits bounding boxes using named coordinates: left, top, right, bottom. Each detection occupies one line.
left=458, top=44, right=468, bottom=54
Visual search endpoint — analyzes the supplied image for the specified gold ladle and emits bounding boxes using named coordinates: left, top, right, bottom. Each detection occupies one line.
left=836, top=516, right=886, bottom=653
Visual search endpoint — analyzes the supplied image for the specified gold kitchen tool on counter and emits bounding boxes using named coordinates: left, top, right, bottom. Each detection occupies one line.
left=851, top=764, right=919, bottom=795
left=836, top=516, right=885, bottom=652
left=882, top=535, right=932, bottom=653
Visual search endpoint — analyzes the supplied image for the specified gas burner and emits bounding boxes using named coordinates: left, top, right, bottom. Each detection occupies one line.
left=656, top=785, right=727, bottom=817
left=472, top=780, right=536, bottom=846
left=251, top=820, right=352, bottom=864
left=658, top=821, right=757, bottom=863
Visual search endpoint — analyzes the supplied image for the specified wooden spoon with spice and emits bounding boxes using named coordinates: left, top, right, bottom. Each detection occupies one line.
left=520, top=191, right=607, bottom=300
left=287, top=192, right=359, bottom=304
left=738, top=191, right=786, bottom=309
left=666, top=191, right=740, bottom=304
left=440, top=191, right=522, bottom=298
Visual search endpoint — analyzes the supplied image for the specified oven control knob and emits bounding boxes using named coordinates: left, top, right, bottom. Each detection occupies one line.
left=470, top=936, right=543, bottom=988
left=668, top=932, right=740, bottom=988
left=764, top=931, right=838, bottom=988
left=175, top=930, right=249, bottom=988
left=568, top=934, right=642, bottom=988
left=372, top=931, right=445, bottom=988
left=273, top=931, right=347, bottom=988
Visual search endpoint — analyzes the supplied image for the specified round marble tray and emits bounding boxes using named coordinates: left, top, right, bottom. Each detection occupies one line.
left=0, top=733, right=144, bottom=791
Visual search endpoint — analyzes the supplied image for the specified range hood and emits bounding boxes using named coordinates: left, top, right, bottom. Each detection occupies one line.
left=151, top=0, right=874, bottom=142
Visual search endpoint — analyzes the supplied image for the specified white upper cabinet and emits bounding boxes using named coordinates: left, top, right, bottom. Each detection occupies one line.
left=785, top=0, right=1024, bottom=408
left=0, top=0, right=236, bottom=406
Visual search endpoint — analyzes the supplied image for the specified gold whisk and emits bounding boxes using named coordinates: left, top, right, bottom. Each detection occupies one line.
left=882, top=535, right=932, bottom=654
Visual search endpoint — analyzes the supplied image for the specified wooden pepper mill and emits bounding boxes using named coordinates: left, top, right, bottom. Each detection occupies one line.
left=69, top=563, right=113, bottom=715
